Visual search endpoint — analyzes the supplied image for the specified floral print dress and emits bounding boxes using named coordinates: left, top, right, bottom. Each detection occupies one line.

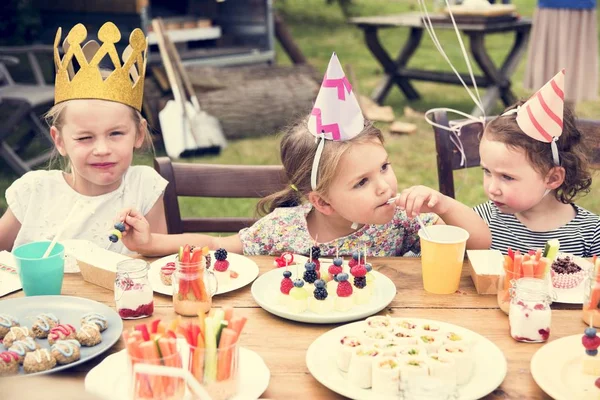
left=239, top=203, right=438, bottom=257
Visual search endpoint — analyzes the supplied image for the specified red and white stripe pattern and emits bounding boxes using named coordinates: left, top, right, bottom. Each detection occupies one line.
left=516, top=69, right=565, bottom=143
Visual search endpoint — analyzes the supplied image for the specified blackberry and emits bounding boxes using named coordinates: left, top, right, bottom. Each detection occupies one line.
left=314, top=287, right=328, bottom=300
left=304, top=270, right=318, bottom=283
left=215, top=248, right=228, bottom=261
left=311, top=246, right=321, bottom=260
left=354, top=276, right=366, bottom=289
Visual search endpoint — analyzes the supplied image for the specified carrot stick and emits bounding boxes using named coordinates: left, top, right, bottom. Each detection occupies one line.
left=223, top=307, right=234, bottom=326
left=522, top=261, right=534, bottom=278
left=533, top=258, right=547, bottom=279
left=217, top=328, right=238, bottom=381
left=193, top=332, right=205, bottom=383
left=503, top=256, right=514, bottom=291
left=229, top=316, right=247, bottom=337
left=139, top=341, right=164, bottom=398
left=535, top=249, right=542, bottom=262
left=157, top=338, right=175, bottom=397
left=513, top=253, right=523, bottom=279
left=589, top=287, right=600, bottom=311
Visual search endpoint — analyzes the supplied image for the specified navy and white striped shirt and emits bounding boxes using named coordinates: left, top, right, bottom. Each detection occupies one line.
left=474, top=201, right=600, bottom=257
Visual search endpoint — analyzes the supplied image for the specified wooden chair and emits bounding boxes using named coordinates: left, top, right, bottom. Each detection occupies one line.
left=0, top=46, right=55, bottom=175
left=154, top=157, right=287, bottom=234
left=431, top=110, right=600, bottom=198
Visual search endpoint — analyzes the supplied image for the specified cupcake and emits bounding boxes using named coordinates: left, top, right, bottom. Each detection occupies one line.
left=551, top=256, right=586, bottom=289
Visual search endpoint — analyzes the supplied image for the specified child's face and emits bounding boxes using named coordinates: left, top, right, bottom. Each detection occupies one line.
left=479, top=137, right=549, bottom=213
left=51, top=100, right=144, bottom=194
left=325, top=141, right=398, bottom=225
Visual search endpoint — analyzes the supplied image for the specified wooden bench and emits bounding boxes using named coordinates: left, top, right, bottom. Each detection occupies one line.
left=431, top=110, right=600, bottom=198
left=154, top=157, right=287, bottom=234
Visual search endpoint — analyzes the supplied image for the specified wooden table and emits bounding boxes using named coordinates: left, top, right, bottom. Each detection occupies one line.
left=349, top=12, right=532, bottom=117
left=3, top=256, right=586, bottom=399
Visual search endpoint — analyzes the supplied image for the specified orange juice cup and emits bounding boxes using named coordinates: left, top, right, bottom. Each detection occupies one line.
left=418, top=225, right=469, bottom=294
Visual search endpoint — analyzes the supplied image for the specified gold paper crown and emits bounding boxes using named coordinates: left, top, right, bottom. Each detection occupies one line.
left=53, top=22, right=148, bottom=111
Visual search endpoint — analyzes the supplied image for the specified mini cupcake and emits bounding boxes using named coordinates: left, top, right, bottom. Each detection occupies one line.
left=51, top=339, right=81, bottom=365
left=159, top=262, right=176, bottom=286
left=551, top=256, right=586, bottom=289
left=31, top=313, right=60, bottom=339
left=23, top=349, right=56, bottom=374
left=0, top=314, right=19, bottom=340
left=8, top=337, right=40, bottom=363
left=76, top=323, right=103, bottom=347
left=3, top=326, right=33, bottom=348
left=0, top=351, right=20, bottom=376
left=48, top=324, right=77, bottom=346
left=81, top=313, right=108, bottom=332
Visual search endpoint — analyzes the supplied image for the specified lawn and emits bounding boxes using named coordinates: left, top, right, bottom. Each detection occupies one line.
left=1, top=0, right=599, bottom=220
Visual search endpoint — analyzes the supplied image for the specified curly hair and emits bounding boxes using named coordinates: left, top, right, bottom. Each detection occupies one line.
left=256, top=116, right=384, bottom=216
left=482, top=100, right=592, bottom=204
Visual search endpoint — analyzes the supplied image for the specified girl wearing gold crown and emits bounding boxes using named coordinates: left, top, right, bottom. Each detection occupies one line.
left=119, top=54, right=491, bottom=257
left=0, top=22, right=168, bottom=254
left=474, top=70, right=600, bottom=257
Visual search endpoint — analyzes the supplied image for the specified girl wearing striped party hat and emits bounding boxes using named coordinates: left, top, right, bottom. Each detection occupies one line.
left=122, top=53, right=491, bottom=257
left=473, top=70, right=599, bottom=257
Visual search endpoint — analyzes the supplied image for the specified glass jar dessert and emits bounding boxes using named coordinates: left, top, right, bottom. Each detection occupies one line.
left=173, top=258, right=218, bottom=317
left=114, top=259, right=154, bottom=319
left=508, top=277, right=552, bottom=343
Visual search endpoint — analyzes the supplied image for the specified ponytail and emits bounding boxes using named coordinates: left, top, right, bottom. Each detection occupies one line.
left=256, top=186, right=301, bottom=216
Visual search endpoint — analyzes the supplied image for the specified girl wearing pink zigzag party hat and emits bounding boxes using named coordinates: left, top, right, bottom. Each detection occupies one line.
left=474, top=70, right=599, bottom=257
left=121, top=53, right=491, bottom=258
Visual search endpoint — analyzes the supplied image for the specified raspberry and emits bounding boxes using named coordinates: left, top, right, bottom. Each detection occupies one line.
left=314, top=287, right=328, bottom=300
left=328, top=264, right=342, bottom=276
left=311, top=246, right=321, bottom=259
left=304, top=270, right=317, bottom=283
left=214, top=260, right=229, bottom=272
left=351, top=265, right=367, bottom=277
left=215, top=248, right=228, bottom=261
left=337, top=281, right=353, bottom=297
left=354, top=276, right=366, bottom=289
left=582, top=335, right=600, bottom=350
left=118, top=302, right=154, bottom=319
left=274, top=257, right=287, bottom=268
left=539, top=328, right=550, bottom=341
left=348, top=258, right=358, bottom=268
left=280, top=278, right=294, bottom=294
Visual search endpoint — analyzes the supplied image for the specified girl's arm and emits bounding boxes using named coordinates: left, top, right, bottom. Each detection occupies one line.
left=120, top=208, right=243, bottom=256
left=0, top=208, right=20, bottom=251
left=396, top=185, right=492, bottom=250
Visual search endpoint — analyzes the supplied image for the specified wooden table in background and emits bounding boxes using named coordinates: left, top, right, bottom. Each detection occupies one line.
left=4, top=257, right=584, bottom=399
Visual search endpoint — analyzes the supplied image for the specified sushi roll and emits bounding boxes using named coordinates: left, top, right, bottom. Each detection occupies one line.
left=399, top=345, right=428, bottom=359
left=337, top=336, right=362, bottom=371
left=374, top=340, right=407, bottom=357
left=390, top=328, right=418, bottom=346
left=365, top=316, right=392, bottom=331
left=426, top=354, right=457, bottom=385
left=391, top=319, right=418, bottom=331
left=347, top=346, right=380, bottom=388
left=31, top=313, right=59, bottom=339
left=362, top=326, right=390, bottom=346
left=438, top=344, right=474, bottom=385
left=8, top=337, right=39, bottom=364
left=399, top=358, right=429, bottom=380
left=0, top=314, right=19, bottom=340
left=418, top=322, right=443, bottom=335
left=372, top=356, right=402, bottom=395
left=443, top=331, right=471, bottom=348
left=417, top=334, right=442, bottom=354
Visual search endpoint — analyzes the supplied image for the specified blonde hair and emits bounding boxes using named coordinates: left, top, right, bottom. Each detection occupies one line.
left=44, top=99, right=154, bottom=172
left=257, top=117, right=385, bottom=215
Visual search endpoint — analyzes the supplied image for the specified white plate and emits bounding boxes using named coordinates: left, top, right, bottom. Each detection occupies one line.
left=251, top=267, right=396, bottom=324
left=306, top=318, right=507, bottom=400
left=551, top=254, right=593, bottom=305
left=531, top=334, right=600, bottom=400
left=0, top=296, right=123, bottom=377
left=149, top=252, right=259, bottom=296
left=85, top=346, right=270, bottom=400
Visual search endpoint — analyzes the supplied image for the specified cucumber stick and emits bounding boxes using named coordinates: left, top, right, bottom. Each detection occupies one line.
left=204, top=317, right=218, bottom=383
left=543, top=239, right=560, bottom=260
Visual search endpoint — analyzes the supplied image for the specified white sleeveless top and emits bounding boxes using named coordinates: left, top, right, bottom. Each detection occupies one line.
left=6, top=166, right=168, bottom=255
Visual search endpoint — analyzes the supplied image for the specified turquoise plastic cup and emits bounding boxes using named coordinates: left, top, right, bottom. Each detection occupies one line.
left=12, top=241, right=65, bottom=296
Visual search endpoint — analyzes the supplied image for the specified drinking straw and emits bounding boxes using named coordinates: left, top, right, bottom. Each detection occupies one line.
left=416, top=215, right=431, bottom=240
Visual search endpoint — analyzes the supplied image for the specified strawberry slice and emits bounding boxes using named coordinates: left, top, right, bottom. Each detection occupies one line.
left=230, top=270, right=239, bottom=279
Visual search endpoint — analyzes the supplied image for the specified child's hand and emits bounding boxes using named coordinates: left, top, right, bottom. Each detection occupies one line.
left=116, top=208, right=152, bottom=253
left=395, top=185, right=449, bottom=217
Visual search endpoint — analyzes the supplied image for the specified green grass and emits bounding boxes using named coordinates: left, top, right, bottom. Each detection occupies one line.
left=1, top=0, right=599, bottom=218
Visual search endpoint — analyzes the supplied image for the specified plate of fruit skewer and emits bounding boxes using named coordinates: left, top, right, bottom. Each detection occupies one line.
left=251, top=251, right=397, bottom=324
left=148, top=247, right=260, bottom=297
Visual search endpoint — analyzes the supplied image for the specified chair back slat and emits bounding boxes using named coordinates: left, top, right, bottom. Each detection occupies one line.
left=154, top=157, right=287, bottom=234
